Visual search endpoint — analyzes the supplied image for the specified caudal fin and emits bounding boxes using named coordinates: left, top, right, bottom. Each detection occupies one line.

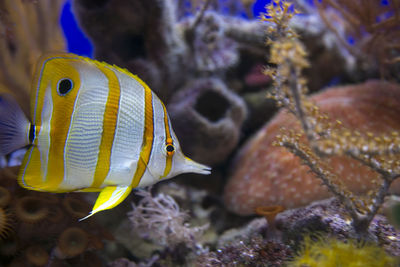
left=0, top=95, right=30, bottom=155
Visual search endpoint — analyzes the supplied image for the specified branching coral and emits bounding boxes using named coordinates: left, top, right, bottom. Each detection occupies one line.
left=263, top=0, right=400, bottom=237
left=128, top=189, right=208, bottom=249
left=0, top=0, right=65, bottom=114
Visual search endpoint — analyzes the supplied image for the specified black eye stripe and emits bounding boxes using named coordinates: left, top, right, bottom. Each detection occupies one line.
left=57, top=78, right=73, bottom=95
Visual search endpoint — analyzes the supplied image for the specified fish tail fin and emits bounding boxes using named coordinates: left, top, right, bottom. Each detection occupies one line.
left=0, top=94, right=31, bottom=155
left=79, top=185, right=132, bottom=221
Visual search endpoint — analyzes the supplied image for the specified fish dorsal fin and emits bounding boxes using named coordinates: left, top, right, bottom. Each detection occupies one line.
left=80, top=185, right=132, bottom=220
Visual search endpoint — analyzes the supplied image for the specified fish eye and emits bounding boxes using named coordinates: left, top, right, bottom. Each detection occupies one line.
left=166, top=144, right=175, bottom=153
left=57, top=78, right=73, bottom=96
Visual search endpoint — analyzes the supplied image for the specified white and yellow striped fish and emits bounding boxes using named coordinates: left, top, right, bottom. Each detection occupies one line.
left=0, top=53, right=211, bottom=219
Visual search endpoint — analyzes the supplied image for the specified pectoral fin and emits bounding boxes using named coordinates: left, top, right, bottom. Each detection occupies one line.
left=80, top=185, right=132, bottom=221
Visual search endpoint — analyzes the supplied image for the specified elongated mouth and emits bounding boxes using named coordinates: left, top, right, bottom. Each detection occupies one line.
left=184, top=157, right=211, bottom=175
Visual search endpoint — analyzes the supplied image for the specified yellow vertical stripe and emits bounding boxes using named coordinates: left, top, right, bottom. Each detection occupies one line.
left=45, top=59, right=81, bottom=190
left=91, top=66, right=121, bottom=188
left=161, top=104, right=173, bottom=178
left=131, top=80, right=154, bottom=187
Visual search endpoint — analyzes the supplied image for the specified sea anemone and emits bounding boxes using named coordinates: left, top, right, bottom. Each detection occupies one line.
left=25, top=245, right=49, bottom=266
left=14, top=196, right=48, bottom=223
left=56, top=227, right=89, bottom=258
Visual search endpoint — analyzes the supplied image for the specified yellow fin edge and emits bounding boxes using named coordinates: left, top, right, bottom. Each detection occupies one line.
left=80, top=185, right=132, bottom=221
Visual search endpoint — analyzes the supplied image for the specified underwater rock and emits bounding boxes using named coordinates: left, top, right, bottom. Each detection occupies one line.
left=73, top=0, right=187, bottom=99
left=196, top=236, right=292, bottom=267
left=168, top=78, right=247, bottom=165
left=224, top=80, right=400, bottom=215
left=276, top=198, right=400, bottom=257
left=181, top=11, right=239, bottom=73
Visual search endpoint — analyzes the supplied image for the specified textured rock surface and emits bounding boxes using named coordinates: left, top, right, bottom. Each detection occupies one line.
left=168, top=78, right=247, bottom=165
left=224, top=80, right=400, bottom=215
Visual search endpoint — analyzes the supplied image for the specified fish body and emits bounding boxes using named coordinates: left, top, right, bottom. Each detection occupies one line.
left=0, top=53, right=210, bottom=219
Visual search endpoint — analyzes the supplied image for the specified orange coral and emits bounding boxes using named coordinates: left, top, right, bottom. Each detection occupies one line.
left=224, top=80, right=400, bottom=215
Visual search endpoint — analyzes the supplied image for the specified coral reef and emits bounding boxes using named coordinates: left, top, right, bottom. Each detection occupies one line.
left=0, top=171, right=111, bottom=266
left=224, top=80, right=400, bottom=215
left=227, top=0, right=400, bottom=239
left=1, top=0, right=400, bottom=265
left=276, top=198, right=400, bottom=256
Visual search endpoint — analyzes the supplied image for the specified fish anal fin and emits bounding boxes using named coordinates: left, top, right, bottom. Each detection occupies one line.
left=80, top=185, right=132, bottom=221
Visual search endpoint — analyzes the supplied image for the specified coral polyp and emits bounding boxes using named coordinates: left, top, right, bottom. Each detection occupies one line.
left=56, top=227, right=89, bottom=258
left=14, top=196, right=48, bottom=224
left=25, top=245, right=49, bottom=267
